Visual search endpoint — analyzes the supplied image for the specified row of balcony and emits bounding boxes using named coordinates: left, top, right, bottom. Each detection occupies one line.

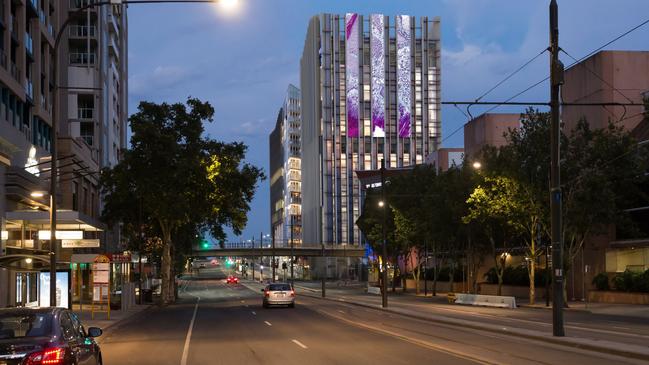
left=70, top=53, right=96, bottom=65
left=69, top=25, right=96, bottom=37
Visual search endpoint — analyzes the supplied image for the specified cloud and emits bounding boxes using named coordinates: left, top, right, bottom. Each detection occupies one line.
left=129, top=65, right=199, bottom=96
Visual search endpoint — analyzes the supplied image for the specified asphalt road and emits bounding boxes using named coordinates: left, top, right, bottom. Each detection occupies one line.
left=98, top=268, right=648, bottom=365
left=295, top=283, right=649, bottom=348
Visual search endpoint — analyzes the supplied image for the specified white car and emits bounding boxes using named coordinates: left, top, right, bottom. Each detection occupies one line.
left=262, top=283, right=295, bottom=308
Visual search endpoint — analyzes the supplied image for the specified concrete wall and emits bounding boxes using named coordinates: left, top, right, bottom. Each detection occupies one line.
left=463, top=113, right=520, bottom=159
left=563, top=51, right=649, bottom=133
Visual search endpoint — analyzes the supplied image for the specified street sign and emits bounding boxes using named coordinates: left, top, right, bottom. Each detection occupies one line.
left=62, top=239, right=100, bottom=248
left=92, top=263, right=110, bottom=284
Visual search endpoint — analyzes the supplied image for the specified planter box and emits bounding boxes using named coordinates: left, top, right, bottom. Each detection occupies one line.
left=479, top=283, right=546, bottom=300
left=588, top=290, right=649, bottom=305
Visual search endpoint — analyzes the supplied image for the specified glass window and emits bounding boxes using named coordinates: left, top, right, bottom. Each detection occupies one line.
left=0, top=312, right=52, bottom=339
left=60, top=312, right=78, bottom=341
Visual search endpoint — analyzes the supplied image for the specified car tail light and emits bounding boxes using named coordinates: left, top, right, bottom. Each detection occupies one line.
left=24, top=347, right=66, bottom=365
left=264, top=290, right=270, bottom=297
left=290, top=290, right=295, bottom=297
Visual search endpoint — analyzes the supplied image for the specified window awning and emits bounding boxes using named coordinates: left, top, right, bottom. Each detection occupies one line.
left=5, top=209, right=105, bottom=231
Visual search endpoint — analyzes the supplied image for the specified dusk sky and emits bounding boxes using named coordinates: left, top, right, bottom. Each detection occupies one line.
left=127, top=0, right=649, bottom=243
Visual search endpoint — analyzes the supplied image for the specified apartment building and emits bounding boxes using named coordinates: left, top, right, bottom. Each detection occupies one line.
left=269, top=84, right=302, bottom=248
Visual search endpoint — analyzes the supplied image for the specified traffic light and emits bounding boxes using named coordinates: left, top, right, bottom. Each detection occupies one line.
left=201, top=240, right=209, bottom=249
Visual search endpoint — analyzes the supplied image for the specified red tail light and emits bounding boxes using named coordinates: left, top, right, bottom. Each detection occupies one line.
left=264, top=290, right=270, bottom=297
left=25, top=347, right=66, bottom=365
left=290, top=290, right=295, bottom=297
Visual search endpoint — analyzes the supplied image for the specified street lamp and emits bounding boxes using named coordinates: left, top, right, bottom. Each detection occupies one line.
left=30, top=191, right=46, bottom=198
left=472, top=161, right=482, bottom=170
left=47, top=0, right=239, bottom=307
left=378, top=200, right=384, bottom=208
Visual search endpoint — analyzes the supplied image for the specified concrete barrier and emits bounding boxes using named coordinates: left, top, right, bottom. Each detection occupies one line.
left=454, top=293, right=517, bottom=309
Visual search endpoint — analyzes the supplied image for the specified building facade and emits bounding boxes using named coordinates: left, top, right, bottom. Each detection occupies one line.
left=0, top=0, right=128, bottom=308
left=562, top=51, right=649, bottom=133
left=463, top=113, right=520, bottom=159
left=426, top=147, right=464, bottom=172
left=300, top=14, right=441, bottom=247
left=269, top=85, right=302, bottom=248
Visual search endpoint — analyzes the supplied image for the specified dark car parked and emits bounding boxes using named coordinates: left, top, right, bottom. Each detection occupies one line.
left=0, top=307, right=103, bottom=365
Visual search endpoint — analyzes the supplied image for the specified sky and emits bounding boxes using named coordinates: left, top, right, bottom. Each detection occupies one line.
left=127, top=0, right=649, bottom=242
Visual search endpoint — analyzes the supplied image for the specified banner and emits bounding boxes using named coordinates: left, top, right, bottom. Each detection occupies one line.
left=396, top=15, right=412, bottom=138
left=370, top=14, right=386, bottom=138
left=345, top=13, right=360, bottom=137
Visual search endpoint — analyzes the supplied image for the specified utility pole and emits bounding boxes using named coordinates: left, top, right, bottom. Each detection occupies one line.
left=549, top=0, right=565, bottom=337
left=380, top=158, right=388, bottom=308
left=290, top=216, right=294, bottom=282
left=251, top=236, right=255, bottom=282
left=271, top=230, right=276, bottom=283
left=259, top=232, right=263, bottom=282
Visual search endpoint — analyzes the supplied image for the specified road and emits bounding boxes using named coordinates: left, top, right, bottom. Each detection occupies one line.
left=294, top=283, right=649, bottom=348
left=98, top=268, right=648, bottom=365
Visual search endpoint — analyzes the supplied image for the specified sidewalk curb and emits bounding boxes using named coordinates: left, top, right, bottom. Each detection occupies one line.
left=518, top=303, right=592, bottom=314
left=299, top=291, right=649, bottom=361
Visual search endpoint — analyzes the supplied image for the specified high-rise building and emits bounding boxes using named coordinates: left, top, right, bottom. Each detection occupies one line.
left=300, top=14, right=441, bottom=247
left=269, top=85, right=301, bottom=247
left=56, top=1, right=128, bottom=254
left=0, top=1, right=128, bottom=308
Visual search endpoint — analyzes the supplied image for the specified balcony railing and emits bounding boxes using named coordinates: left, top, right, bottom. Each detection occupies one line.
left=69, top=25, right=96, bottom=37
left=70, top=53, right=96, bottom=65
left=78, top=108, right=94, bottom=119
left=70, top=0, right=95, bottom=9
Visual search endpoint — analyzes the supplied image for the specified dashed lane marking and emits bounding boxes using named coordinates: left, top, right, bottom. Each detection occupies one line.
left=264, top=321, right=272, bottom=326
left=292, top=339, right=308, bottom=349
left=252, top=311, right=256, bottom=315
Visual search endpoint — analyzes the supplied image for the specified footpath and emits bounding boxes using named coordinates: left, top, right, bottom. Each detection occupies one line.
left=72, top=303, right=152, bottom=340
left=290, top=281, right=649, bottom=361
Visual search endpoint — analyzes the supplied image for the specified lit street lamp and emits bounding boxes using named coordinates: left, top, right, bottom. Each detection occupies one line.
left=472, top=161, right=482, bottom=170
left=47, top=0, right=239, bottom=307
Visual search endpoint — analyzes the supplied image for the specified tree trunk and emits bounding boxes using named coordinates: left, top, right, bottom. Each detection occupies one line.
left=414, top=264, right=421, bottom=295
left=528, top=259, right=535, bottom=305
left=161, top=239, right=172, bottom=305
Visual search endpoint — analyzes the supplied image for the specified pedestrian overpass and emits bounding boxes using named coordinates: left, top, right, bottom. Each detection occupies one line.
left=193, top=245, right=366, bottom=258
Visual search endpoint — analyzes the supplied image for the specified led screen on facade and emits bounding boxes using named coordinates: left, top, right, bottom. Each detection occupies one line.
left=396, top=15, right=412, bottom=138
left=370, top=14, right=385, bottom=138
left=345, top=13, right=360, bottom=138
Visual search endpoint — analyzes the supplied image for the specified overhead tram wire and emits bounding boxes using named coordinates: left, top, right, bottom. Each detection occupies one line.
left=476, top=16, right=649, bottom=115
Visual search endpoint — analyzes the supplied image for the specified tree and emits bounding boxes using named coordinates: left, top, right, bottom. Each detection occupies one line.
left=101, top=98, right=264, bottom=304
left=464, top=175, right=526, bottom=296
left=560, top=119, right=648, bottom=302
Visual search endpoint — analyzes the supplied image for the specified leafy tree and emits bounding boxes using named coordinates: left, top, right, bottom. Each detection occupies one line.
left=464, top=175, right=526, bottom=296
left=101, top=98, right=264, bottom=304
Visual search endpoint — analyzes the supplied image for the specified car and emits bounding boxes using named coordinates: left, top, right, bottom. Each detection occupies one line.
left=0, top=307, right=103, bottom=365
left=198, top=263, right=206, bottom=269
left=226, top=276, right=239, bottom=284
left=262, top=283, right=295, bottom=308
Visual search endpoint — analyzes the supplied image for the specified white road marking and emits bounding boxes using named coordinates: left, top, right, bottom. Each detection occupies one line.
left=264, top=321, right=272, bottom=326
left=180, top=297, right=200, bottom=365
left=252, top=311, right=256, bottom=315
left=337, top=310, right=345, bottom=314
left=292, top=339, right=308, bottom=349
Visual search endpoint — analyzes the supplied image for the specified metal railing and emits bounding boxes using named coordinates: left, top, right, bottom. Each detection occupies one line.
left=69, top=53, right=96, bottom=65
left=77, top=107, right=94, bottom=119
left=69, top=25, right=96, bottom=37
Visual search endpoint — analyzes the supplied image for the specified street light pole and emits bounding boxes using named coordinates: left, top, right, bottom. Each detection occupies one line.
left=380, top=158, right=388, bottom=308
left=549, top=0, right=565, bottom=336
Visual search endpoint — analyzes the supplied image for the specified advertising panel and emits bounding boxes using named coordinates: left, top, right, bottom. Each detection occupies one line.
left=370, top=14, right=386, bottom=138
left=396, top=15, right=412, bottom=138
left=38, top=271, right=70, bottom=308
left=345, top=13, right=360, bottom=137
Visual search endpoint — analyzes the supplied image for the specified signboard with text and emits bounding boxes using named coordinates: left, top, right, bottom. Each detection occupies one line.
left=62, top=239, right=100, bottom=248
